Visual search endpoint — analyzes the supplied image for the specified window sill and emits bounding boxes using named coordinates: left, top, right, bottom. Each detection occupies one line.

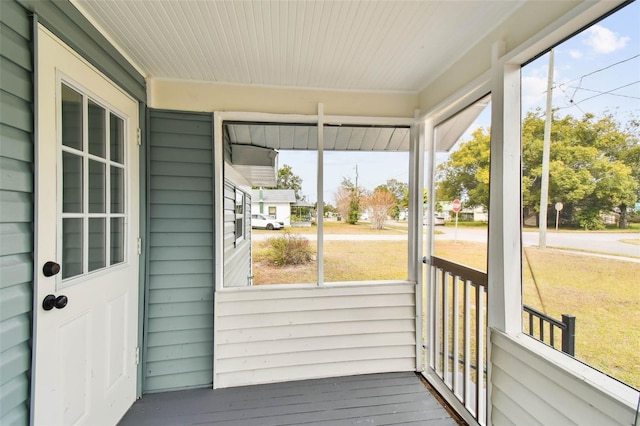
left=219, top=280, right=415, bottom=292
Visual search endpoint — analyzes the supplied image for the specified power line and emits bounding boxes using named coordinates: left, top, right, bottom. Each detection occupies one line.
left=565, top=85, right=640, bottom=100
left=555, top=53, right=640, bottom=88
left=568, top=80, right=640, bottom=106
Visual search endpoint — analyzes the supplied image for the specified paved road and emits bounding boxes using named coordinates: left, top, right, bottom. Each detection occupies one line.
left=434, top=227, right=640, bottom=258
left=254, top=225, right=640, bottom=259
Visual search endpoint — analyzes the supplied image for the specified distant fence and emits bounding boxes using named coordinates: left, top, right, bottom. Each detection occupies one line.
left=523, top=305, right=576, bottom=356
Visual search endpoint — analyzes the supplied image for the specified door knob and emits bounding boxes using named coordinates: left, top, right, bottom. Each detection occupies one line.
left=42, top=294, right=68, bottom=310
left=43, top=261, right=61, bottom=277
left=42, top=294, right=56, bottom=310
left=54, top=295, right=68, bottom=309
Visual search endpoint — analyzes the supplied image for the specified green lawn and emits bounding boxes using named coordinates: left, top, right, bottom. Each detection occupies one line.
left=252, top=233, right=640, bottom=390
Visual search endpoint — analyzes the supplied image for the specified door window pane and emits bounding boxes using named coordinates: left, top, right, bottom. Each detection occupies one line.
left=88, top=100, right=106, bottom=158
left=110, top=113, right=124, bottom=164
left=60, top=82, right=128, bottom=280
left=88, top=218, right=106, bottom=272
left=63, top=152, right=83, bottom=213
left=88, top=160, right=105, bottom=213
left=110, top=166, right=124, bottom=213
left=61, top=84, right=83, bottom=150
left=62, top=218, right=83, bottom=279
left=110, top=218, right=124, bottom=265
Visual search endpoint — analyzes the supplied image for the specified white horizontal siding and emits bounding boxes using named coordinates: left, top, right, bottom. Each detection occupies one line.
left=490, top=330, right=638, bottom=426
left=215, top=282, right=416, bottom=388
left=223, top=181, right=251, bottom=287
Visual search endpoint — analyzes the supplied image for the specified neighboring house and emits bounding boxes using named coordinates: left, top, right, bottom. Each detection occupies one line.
left=251, top=189, right=296, bottom=226
left=0, top=1, right=637, bottom=425
left=438, top=201, right=488, bottom=222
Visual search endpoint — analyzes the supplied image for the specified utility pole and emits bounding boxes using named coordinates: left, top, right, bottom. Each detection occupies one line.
left=354, top=164, right=359, bottom=196
left=539, top=49, right=554, bottom=249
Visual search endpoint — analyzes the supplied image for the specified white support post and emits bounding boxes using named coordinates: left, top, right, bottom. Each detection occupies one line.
left=409, top=113, right=425, bottom=372
left=423, top=118, right=435, bottom=371
left=487, top=42, right=523, bottom=334
left=317, top=103, right=324, bottom=285
left=213, top=112, right=224, bottom=293
left=487, top=40, right=523, bottom=425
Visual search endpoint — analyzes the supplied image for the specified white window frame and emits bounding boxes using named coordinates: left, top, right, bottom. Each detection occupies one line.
left=234, top=188, right=246, bottom=246
left=214, top=110, right=418, bottom=292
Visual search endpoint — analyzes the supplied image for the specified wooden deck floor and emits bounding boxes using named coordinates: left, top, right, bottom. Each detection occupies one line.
left=119, top=372, right=458, bottom=425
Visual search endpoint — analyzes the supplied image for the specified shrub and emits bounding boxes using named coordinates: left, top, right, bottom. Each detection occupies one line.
left=267, top=232, right=313, bottom=265
left=575, top=208, right=604, bottom=230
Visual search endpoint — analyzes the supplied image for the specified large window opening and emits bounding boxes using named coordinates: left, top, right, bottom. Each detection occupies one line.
left=520, top=1, right=639, bottom=390
left=221, top=120, right=413, bottom=287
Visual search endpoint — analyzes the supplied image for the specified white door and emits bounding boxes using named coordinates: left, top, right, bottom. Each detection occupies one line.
left=32, top=25, right=140, bottom=425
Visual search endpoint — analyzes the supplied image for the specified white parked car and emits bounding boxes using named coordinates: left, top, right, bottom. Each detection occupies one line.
left=424, top=215, right=447, bottom=226
left=251, top=214, right=284, bottom=230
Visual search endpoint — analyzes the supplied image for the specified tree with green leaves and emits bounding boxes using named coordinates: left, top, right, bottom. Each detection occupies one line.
left=274, top=164, right=303, bottom=200
left=437, top=127, right=491, bottom=209
left=437, top=111, right=639, bottom=229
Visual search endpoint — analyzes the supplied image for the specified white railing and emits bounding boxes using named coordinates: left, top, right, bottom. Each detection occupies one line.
left=424, top=256, right=487, bottom=426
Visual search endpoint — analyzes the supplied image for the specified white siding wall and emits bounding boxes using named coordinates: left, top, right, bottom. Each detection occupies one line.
left=490, top=330, right=639, bottom=426
left=223, top=181, right=251, bottom=287
left=214, top=282, right=416, bottom=388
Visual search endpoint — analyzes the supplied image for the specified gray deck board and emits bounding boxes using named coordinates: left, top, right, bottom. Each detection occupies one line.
left=119, top=372, right=456, bottom=425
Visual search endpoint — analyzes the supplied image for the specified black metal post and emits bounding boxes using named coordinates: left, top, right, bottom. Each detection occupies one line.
left=561, top=314, right=576, bottom=356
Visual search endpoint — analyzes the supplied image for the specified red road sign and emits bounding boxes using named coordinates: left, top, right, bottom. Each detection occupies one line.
left=452, top=199, right=462, bottom=213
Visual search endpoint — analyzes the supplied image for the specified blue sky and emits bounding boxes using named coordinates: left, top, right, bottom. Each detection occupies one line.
left=280, top=2, right=639, bottom=204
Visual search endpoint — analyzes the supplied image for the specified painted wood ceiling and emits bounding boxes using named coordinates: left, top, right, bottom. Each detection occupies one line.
left=226, top=124, right=411, bottom=151
left=72, top=0, right=524, bottom=93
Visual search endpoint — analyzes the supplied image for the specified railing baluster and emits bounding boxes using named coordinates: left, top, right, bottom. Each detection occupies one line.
left=429, top=265, right=436, bottom=369
left=452, top=275, right=460, bottom=396
left=464, top=275, right=471, bottom=408
left=550, top=324, right=555, bottom=347
left=476, top=284, right=486, bottom=425
left=435, top=267, right=443, bottom=377
left=443, top=271, right=450, bottom=386
left=539, top=317, right=544, bottom=342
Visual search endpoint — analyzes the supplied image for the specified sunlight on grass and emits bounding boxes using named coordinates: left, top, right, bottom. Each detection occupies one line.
left=252, top=233, right=639, bottom=389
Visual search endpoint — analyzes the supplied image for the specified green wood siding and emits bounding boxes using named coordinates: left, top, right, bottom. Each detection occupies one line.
left=0, top=1, right=33, bottom=425
left=146, top=110, right=214, bottom=392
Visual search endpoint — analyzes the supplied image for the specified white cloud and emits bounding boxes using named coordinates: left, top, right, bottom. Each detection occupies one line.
left=522, top=71, right=549, bottom=108
left=569, top=49, right=583, bottom=59
left=583, top=25, right=629, bottom=54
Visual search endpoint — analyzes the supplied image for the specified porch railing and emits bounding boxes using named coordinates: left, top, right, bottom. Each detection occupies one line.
left=425, top=256, right=488, bottom=425
left=523, top=305, right=575, bottom=356
left=424, top=256, right=576, bottom=426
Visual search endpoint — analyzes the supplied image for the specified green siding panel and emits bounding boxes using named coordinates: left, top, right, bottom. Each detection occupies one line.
left=146, top=109, right=214, bottom=392
left=1, top=58, right=33, bottom=102
left=0, top=124, right=33, bottom=163
left=0, top=2, right=32, bottom=425
left=0, top=0, right=31, bottom=37
left=0, top=24, right=32, bottom=71
left=0, top=92, right=33, bottom=133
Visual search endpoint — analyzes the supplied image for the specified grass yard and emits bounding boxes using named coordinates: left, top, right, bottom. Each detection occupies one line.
left=252, top=234, right=640, bottom=390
